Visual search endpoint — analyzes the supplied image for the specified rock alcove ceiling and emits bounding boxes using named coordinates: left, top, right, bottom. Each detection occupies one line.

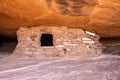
left=0, top=0, right=120, bottom=38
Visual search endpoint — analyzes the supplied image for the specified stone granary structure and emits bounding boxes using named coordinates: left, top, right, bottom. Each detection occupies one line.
left=14, top=26, right=101, bottom=57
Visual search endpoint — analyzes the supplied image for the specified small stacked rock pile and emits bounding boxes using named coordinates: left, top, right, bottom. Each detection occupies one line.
left=14, top=26, right=101, bottom=58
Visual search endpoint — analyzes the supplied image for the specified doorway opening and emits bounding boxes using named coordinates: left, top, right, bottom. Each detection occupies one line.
left=40, top=34, right=53, bottom=46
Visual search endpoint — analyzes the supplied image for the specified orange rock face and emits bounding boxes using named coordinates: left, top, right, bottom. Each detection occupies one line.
left=0, top=0, right=120, bottom=38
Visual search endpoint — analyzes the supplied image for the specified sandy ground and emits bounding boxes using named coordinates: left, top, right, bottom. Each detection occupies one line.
left=0, top=55, right=119, bottom=80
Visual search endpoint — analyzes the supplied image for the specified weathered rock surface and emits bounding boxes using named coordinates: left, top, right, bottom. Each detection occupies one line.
left=0, top=0, right=120, bottom=38
left=0, top=55, right=120, bottom=80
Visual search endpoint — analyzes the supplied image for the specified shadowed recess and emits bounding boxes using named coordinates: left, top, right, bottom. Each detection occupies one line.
left=0, top=36, right=18, bottom=55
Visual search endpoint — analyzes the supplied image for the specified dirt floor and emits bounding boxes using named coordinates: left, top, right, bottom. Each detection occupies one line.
left=0, top=55, right=119, bottom=80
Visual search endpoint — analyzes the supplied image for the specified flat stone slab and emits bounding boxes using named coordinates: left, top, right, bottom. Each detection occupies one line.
left=0, top=55, right=120, bottom=80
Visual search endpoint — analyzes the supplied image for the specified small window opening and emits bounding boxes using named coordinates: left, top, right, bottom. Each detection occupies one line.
left=40, top=34, right=53, bottom=46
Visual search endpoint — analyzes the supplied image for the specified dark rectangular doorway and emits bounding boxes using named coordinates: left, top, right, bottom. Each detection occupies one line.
left=40, top=34, right=53, bottom=46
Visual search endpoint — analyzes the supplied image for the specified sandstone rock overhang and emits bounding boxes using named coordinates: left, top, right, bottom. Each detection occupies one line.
left=0, top=0, right=120, bottom=38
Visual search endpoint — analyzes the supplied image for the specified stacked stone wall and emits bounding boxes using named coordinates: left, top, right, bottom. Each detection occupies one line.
left=14, top=26, right=101, bottom=58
